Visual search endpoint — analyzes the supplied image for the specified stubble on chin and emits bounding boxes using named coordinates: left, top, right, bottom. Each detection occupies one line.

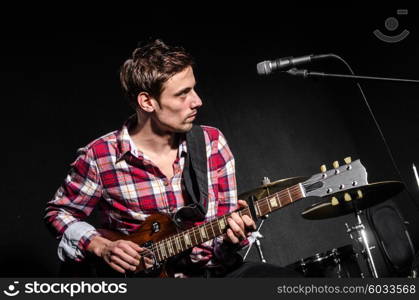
left=175, top=122, right=194, bottom=133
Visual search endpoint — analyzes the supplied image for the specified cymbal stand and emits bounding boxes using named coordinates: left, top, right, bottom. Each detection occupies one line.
left=243, top=216, right=268, bottom=263
left=412, top=164, right=419, bottom=189
left=243, top=176, right=272, bottom=263
left=345, top=210, right=378, bottom=278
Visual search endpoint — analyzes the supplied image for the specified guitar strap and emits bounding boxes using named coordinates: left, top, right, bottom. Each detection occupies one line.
left=174, top=125, right=209, bottom=225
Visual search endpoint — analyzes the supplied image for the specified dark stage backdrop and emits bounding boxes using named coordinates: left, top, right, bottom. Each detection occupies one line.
left=1, top=7, right=418, bottom=277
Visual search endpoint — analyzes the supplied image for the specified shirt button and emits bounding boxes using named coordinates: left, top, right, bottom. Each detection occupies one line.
left=163, top=179, right=169, bottom=186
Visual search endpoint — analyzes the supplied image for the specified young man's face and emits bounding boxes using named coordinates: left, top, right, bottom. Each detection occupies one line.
left=152, top=66, right=202, bottom=133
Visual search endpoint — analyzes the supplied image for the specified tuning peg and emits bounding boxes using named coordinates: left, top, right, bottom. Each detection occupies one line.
left=320, top=164, right=327, bottom=173
left=331, top=196, right=339, bottom=206
left=332, top=161, right=339, bottom=169
left=344, top=156, right=352, bottom=164
left=357, top=190, right=363, bottom=199
left=344, top=193, right=352, bottom=202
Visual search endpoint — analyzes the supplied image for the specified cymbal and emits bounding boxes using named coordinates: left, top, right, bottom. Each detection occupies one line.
left=301, top=181, right=404, bottom=220
left=239, top=176, right=308, bottom=200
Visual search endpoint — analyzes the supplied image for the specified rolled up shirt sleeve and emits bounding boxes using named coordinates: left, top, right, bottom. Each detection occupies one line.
left=44, top=147, right=102, bottom=262
left=57, top=221, right=100, bottom=261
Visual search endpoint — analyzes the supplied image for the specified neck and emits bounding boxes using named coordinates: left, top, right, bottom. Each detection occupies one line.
left=129, top=113, right=179, bottom=155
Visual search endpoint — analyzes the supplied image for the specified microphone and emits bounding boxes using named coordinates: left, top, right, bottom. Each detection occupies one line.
left=256, top=54, right=330, bottom=75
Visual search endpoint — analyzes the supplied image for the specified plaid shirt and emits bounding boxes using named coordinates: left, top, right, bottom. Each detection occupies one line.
left=44, top=116, right=238, bottom=270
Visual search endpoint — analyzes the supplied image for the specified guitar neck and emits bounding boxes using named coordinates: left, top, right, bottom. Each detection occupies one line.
left=252, top=182, right=306, bottom=217
left=151, top=183, right=305, bottom=263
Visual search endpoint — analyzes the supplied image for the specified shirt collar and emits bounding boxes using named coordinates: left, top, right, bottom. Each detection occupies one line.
left=116, top=114, right=137, bottom=162
left=116, top=114, right=188, bottom=162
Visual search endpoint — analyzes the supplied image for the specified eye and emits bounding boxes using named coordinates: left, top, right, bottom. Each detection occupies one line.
left=176, top=88, right=191, bottom=98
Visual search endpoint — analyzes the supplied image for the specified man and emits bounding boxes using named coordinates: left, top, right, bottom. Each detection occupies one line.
left=44, top=39, right=295, bottom=277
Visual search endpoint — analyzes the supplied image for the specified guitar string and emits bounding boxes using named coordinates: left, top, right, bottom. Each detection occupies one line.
left=149, top=185, right=303, bottom=261
left=256, top=186, right=303, bottom=214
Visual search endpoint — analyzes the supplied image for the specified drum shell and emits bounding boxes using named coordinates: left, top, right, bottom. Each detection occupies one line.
left=287, top=245, right=362, bottom=278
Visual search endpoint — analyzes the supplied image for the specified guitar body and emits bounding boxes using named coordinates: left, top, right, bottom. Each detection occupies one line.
left=98, top=214, right=177, bottom=247
left=95, top=213, right=181, bottom=278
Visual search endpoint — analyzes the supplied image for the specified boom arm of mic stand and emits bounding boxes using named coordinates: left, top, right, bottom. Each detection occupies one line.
left=286, top=63, right=419, bottom=212
left=286, top=68, right=419, bottom=83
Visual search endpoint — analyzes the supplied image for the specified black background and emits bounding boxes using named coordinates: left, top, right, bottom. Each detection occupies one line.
left=1, top=5, right=418, bottom=277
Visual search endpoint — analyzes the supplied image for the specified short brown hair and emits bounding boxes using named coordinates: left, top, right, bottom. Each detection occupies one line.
left=120, top=39, right=194, bottom=109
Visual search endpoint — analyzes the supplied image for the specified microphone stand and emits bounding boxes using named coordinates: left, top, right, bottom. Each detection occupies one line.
left=285, top=63, right=419, bottom=277
left=285, top=64, right=419, bottom=213
left=285, top=68, right=419, bottom=84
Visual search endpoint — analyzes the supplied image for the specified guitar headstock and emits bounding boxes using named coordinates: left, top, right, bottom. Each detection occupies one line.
left=302, top=157, right=368, bottom=198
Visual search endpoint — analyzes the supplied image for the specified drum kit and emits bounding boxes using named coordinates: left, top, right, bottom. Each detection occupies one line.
left=239, top=164, right=407, bottom=278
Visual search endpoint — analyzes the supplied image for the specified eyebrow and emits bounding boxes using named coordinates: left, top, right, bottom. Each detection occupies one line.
left=173, top=81, right=197, bottom=97
left=174, top=87, right=192, bottom=97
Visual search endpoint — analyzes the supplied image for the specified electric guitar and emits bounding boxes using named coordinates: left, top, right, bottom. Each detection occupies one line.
left=94, top=157, right=368, bottom=277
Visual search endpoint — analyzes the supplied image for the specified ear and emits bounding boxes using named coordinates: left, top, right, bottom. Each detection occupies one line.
left=137, top=92, right=157, bottom=112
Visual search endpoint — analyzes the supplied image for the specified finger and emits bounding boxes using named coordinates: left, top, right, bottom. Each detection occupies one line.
left=139, top=257, right=155, bottom=270
left=226, top=228, right=240, bottom=244
left=227, top=217, right=246, bottom=240
left=143, top=257, right=155, bottom=266
left=230, top=213, right=245, bottom=232
left=110, top=254, right=137, bottom=272
left=242, top=215, right=256, bottom=230
left=119, top=243, right=142, bottom=263
left=237, top=199, right=248, bottom=208
left=108, top=262, right=126, bottom=274
left=126, top=240, right=144, bottom=252
left=112, top=247, right=140, bottom=267
left=230, top=212, right=245, bottom=228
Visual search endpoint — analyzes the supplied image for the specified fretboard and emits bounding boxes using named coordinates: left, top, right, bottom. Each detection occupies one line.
left=151, top=183, right=305, bottom=262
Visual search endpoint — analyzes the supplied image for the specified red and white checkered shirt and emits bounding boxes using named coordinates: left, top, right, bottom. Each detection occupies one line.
left=44, top=116, right=238, bottom=269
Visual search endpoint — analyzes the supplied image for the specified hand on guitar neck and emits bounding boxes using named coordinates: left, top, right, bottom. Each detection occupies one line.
left=224, top=200, right=256, bottom=244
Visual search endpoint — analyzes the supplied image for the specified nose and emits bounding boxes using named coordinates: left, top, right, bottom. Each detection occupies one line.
left=191, top=89, right=203, bottom=109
